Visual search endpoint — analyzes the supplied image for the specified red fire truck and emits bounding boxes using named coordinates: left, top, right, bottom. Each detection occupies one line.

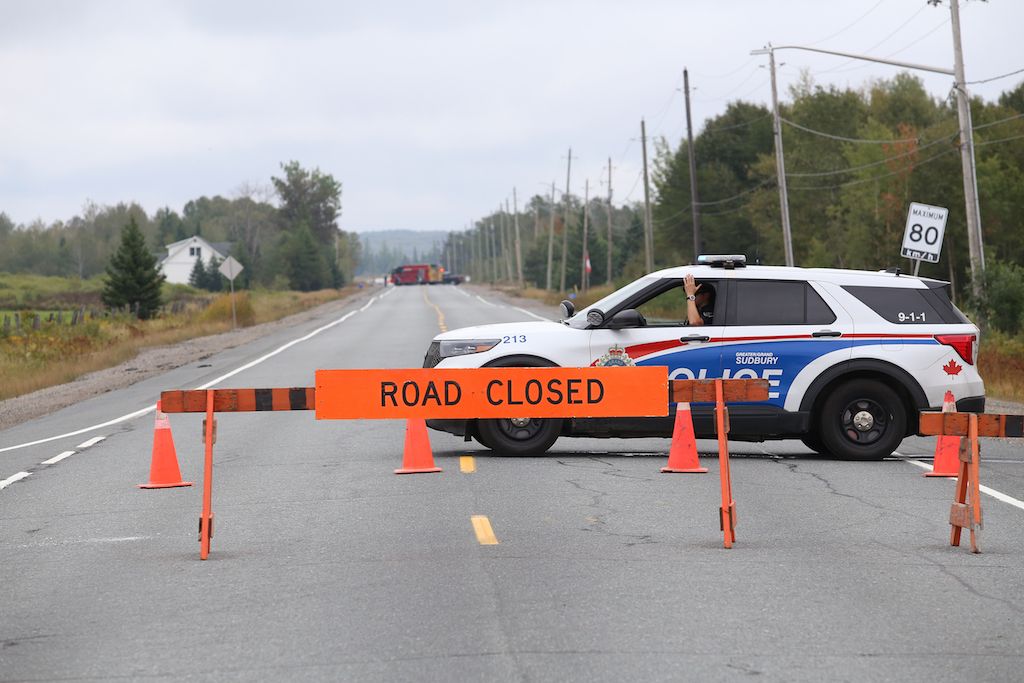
left=389, top=264, right=443, bottom=285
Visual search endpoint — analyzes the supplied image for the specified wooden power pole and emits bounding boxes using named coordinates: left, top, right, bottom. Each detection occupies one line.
left=640, top=119, right=654, bottom=272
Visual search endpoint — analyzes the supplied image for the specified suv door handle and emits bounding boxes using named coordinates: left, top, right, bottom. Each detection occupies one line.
left=812, top=330, right=842, bottom=338
left=680, top=335, right=711, bottom=343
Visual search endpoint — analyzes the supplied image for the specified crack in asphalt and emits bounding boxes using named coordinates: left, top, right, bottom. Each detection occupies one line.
left=561, top=458, right=659, bottom=547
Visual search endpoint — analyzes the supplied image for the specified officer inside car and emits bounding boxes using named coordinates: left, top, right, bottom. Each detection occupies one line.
left=684, top=273, right=714, bottom=326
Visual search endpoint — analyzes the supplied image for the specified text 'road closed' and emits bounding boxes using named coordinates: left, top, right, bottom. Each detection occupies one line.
left=315, top=367, right=669, bottom=420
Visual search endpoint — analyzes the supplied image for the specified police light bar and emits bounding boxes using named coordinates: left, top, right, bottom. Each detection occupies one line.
left=697, top=254, right=747, bottom=269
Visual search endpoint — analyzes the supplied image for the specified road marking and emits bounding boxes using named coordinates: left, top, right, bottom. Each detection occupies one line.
left=41, top=451, right=76, bottom=465
left=471, top=515, right=499, bottom=545
left=76, top=436, right=106, bottom=449
left=460, top=456, right=476, bottom=473
left=422, top=288, right=447, bottom=332
left=0, top=472, right=32, bottom=490
left=900, top=455, right=1024, bottom=511
left=0, top=293, right=384, bottom=454
left=475, top=295, right=498, bottom=308
left=514, top=306, right=551, bottom=322
left=452, top=286, right=471, bottom=297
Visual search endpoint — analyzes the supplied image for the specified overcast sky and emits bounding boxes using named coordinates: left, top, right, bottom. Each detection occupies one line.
left=1, top=0, right=1022, bottom=232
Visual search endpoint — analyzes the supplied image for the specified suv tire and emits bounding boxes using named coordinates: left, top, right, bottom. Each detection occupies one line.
left=474, top=356, right=564, bottom=455
left=818, top=379, right=906, bottom=460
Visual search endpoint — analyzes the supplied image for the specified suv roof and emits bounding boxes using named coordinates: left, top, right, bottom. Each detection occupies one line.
left=651, top=264, right=943, bottom=288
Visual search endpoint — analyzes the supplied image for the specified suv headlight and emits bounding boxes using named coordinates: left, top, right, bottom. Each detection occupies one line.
left=439, top=339, right=500, bottom=358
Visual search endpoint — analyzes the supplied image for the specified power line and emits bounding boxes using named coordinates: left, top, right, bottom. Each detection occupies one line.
left=785, top=132, right=958, bottom=178
left=788, top=146, right=959, bottom=191
left=780, top=117, right=923, bottom=144
left=816, top=3, right=930, bottom=75
left=695, top=180, right=774, bottom=207
left=976, top=133, right=1024, bottom=147
left=702, top=113, right=772, bottom=134
left=805, top=0, right=886, bottom=47
left=967, top=66, right=1024, bottom=85
left=972, top=112, right=1024, bottom=131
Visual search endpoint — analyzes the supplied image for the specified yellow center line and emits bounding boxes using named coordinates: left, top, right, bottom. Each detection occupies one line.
left=471, top=515, right=499, bottom=545
left=460, top=456, right=476, bottom=473
left=422, top=287, right=447, bottom=332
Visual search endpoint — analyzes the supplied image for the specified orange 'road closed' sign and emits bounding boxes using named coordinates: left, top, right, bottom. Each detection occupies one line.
left=314, top=367, right=669, bottom=420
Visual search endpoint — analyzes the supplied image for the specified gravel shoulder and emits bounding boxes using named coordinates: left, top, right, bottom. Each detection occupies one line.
left=0, top=287, right=376, bottom=431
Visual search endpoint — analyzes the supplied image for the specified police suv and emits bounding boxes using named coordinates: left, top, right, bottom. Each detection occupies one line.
left=423, top=255, right=984, bottom=459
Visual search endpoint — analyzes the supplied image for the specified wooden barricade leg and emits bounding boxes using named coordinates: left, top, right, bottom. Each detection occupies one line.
left=949, top=413, right=982, bottom=553
left=199, top=390, right=216, bottom=560
left=715, top=379, right=737, bottom=549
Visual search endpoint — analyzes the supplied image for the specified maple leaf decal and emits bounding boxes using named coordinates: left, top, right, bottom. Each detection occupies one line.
left=943, top=359, right=962, bottom=376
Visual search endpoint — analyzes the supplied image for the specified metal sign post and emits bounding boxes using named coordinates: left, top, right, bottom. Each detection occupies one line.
left=218, top=256, right=244, bottom=329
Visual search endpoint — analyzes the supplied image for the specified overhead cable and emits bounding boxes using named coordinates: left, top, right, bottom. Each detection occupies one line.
left=781, top=117, right=922, bottom=144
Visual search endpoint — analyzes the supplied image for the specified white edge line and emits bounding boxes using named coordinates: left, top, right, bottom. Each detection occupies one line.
left=513, top=306, right=552, bottom=322
left=900, top=454, right=1024, bottom=511
left=0, top=472, right=32, bottom=489
left=0, top=295, right=381, bottom=454
left=76, top=436, right=106, bottom=449
left=41, top=451, right=76, bottom=466
left=475, top=295, right=498, bottom=308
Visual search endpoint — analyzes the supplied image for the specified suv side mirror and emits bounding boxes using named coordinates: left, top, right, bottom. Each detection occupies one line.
left=606, top=309, right=644, bottom=329
left=560, top=299, right=575, bottom=319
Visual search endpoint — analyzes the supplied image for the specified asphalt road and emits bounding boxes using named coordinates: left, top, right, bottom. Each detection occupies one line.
left=2, top=284, right=1023, bottom=682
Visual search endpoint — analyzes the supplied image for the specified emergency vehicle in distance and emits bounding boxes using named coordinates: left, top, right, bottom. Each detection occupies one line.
left=423, top=254, right=985, bottom=459
left=390, top=263, right=443, bottom=285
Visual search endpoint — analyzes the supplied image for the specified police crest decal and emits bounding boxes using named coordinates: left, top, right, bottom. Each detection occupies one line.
left=595, top=345, right=635, bottom=367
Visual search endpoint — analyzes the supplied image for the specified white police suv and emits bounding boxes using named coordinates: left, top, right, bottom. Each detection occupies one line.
left=423, top=255, right=984, bottom=459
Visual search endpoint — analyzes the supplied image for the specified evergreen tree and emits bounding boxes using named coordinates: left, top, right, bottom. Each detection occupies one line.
left=188, top=256, right=208, bottom=289
left=102, top=216, right=165, bottom=319
left=206, top=256, right=224, bottom=292
left=282, top=224, right=327, bottom=291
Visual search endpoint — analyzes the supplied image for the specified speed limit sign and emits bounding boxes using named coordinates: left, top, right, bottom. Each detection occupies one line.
left=901, top=202, right=948, bottom=264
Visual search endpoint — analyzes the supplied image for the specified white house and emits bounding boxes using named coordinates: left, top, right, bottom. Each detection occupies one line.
left=158, top=236, right=230, bottom=285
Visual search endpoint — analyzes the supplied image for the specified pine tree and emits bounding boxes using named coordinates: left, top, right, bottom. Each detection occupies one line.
left=188, top=257, right=207, bottom=289
left=102, top=216, right=165, bottom=319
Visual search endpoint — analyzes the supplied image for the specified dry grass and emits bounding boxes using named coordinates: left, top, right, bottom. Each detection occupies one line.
left=0, top=287, right=358, bottom=401
left=978, top=333, right=1024, bottom=402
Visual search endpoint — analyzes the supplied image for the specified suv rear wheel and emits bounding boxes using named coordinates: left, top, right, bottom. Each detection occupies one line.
left=818, top=379, right=906, bottom=460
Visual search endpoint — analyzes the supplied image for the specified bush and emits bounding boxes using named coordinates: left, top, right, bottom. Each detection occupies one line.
left=980, top=260, right=1024, bottom=335
left=197, top=292, right=256, bottom=327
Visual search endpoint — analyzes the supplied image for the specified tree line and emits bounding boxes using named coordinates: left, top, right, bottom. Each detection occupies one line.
left=0, top=161, right=360, bottom=294
left=441, top=74, right=1024, bottom=329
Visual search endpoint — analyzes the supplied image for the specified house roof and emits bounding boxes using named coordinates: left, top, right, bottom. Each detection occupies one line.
left=160, top=236, right=231, bottom=265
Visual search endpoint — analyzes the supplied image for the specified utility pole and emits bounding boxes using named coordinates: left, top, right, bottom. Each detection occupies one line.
left=546, top=181, right=556, bottom=291
left=755, top=46, right=795, bottom=266
left=489, top=219, right=497, bottom=283
left=752, top=33, right=984, bottom=295
left=606, top=157, right=614, bottom=285
left=581, top=178, right=590, bottom=292
left=684, top=68, right=702, bottom=259
left=948, top=0, right=985, bottom=301
left=560, top=148, right=574, bottom=292
left=640, top=119, right=654, bottom=272
left=502, top=202, right=514, bottom=282
left=513, top=188, right=524, bottom=289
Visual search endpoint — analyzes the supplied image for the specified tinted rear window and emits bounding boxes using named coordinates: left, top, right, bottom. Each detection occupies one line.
left=728, top=281, right=836, bottom=326
left=842, top=285, right=966, bottom=324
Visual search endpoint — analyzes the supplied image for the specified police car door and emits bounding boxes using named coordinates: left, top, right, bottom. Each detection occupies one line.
left=588, top=277, right=724, bottom=382
left=719, top=279, right=853, bottom=411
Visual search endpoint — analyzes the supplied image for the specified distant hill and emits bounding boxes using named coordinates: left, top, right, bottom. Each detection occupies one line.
left=357, top=229, right=449, bottom=275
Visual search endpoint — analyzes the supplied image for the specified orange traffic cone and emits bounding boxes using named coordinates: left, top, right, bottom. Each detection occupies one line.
left=925, top=390, right=961, bottom=478
left=395, top=418, right=442, bottom=474
left=138, top=401, right=193, bottom=489
left=661, top=402, right=707, bottom=473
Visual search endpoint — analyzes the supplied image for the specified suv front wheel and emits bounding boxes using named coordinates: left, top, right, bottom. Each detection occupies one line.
left=818, top=379, right=906, bottom=460
left=474, top=356, right=563, bottom=455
